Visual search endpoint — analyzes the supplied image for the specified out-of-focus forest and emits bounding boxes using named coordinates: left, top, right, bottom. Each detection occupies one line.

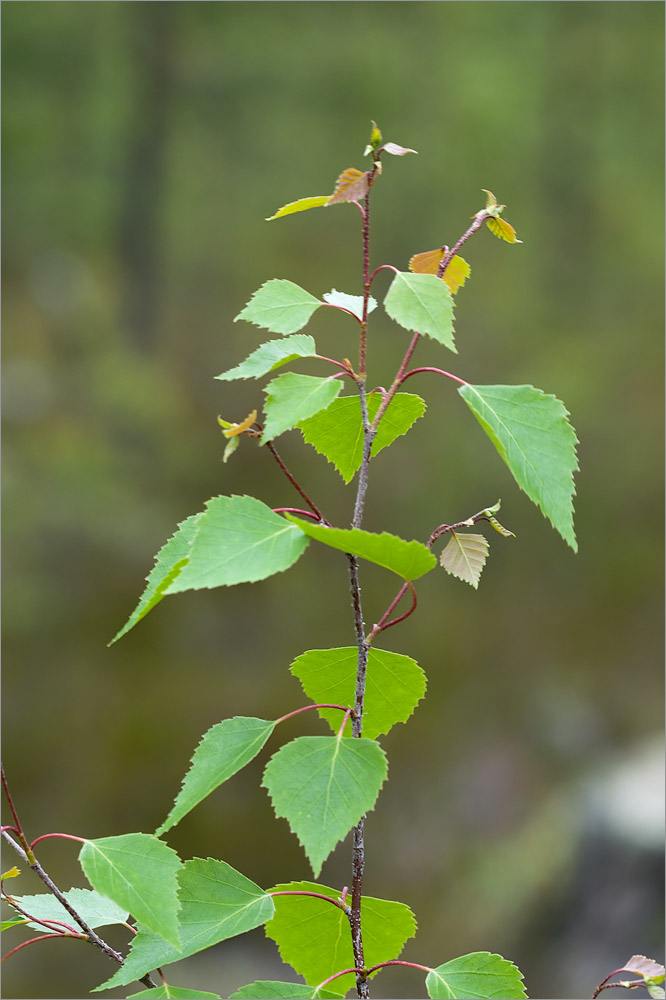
left=2, top=3, right=664, bottom=999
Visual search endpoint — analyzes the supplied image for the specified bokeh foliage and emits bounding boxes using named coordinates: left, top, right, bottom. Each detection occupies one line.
left=2, top=3, right=663, bottom=998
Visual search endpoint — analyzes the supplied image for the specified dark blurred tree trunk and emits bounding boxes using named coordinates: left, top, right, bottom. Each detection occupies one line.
left=118, top=2, right=175, bottom=351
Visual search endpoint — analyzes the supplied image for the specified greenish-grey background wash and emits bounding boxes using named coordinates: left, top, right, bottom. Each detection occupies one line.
left=2, top=3, right=663, bottom=998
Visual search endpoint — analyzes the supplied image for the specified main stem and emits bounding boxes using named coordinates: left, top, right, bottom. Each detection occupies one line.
left=346, top=184, right=377, bottom=999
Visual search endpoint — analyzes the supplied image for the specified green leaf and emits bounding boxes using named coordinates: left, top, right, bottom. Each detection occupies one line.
left=215, top=335, right=317, bottom=381
left=11, top=888, right=128, bottom=934
left=322, top=288, right=377, bottom=320
left=230, top=982, right=342, bottom=1000
left=128, top=988, right=221, bottom=999
left=165, top=495, right=309, bottom=593
left=97, top=859, right=275, bottom=990
left=266, top=881, right=417, bottom=995
left=439, top=532, right=489, bottom=589
left=290, top=647, right=426, bottom=740
left=458, top=384, right=578, bottom=550
left=298, top=392, right=426, bottom=484
left=262, top=373, right=343, bottom=444
left=384, top=272, right=456, bottom=352
left=110, top=513, right=202, bottom=644
left=1, top=920, right=27, bottom=931
left=262, top=735, right=387, bottom=876
left=235, top=280, right=322, bottom=335
left=425, top=952, right=527, bottom=999
left=156, top=717, right=276, bottom=836
left=284, top=516, right=436, bottom=581
left=79, top=834, right=181, bottom=948
left=266, top=197, right=330, bottom=222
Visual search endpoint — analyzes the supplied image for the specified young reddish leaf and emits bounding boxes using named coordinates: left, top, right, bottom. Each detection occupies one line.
left=439, top=532, right=489, bottom=589
left=326, top=168, right=371, bottom=205
left=620, top=957, right=666, bottom=983
left=486, top=216, right=522, bottom=244
left=409, top=249, right=471, bottom=294
left=266, top=197, right=330, bottom=222
left=381, top=141, right=418, bottom=156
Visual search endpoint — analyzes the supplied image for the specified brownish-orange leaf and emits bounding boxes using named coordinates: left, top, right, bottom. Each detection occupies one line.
left=408, top=249, right=470, bottom=294
left=486, top=216, right=522, bottom=244
left=409, top=247, right=446, bottom=274
left=326, top=167, right=371, bottom=205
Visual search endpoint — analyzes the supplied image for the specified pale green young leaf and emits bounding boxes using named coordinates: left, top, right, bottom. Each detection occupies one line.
left=266, top=197, right=330, bottom=221
left=11, top=888, right=128, bottom=934
left=156, top=717, right=276, bottom=836
left=2, top=920, right=28, bottom=931
left=284, top=515, right=436, bottom=580
left=458, top=384, right=578, bottom=550
left=262, top=373, right=343, bottom=444
left=290, top=646, right=426, bottom=740
left=262, top=736, right=387, bottom=876
left=234, top=280, right=322, bottom=335
left=215, top=335, right=317, bottom=381
left=384, top=272, right=456, bottom=352
left=230, top=982, right=343, bottom=1000
left=223, top=435, right=240, bottom=463
left=439, top=532, right=489, bottom=589
left=79, top=834, right=181, bottom=947
left=298, top=392, right=426, bottom=483
left=265, top=880, right=417, bottom=995
left=96, top=859, right=274, bottom=990
left=128, top=988, right=221, bottom=999
left=165, top=495, right=309, bottom=593
left=110, top=513, right=201, bottom=645
left=322, top=288, right=377, bottom=320
left=425, top=952, right=527, bottom=999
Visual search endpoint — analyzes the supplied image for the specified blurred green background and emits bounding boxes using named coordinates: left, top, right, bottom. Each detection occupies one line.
left=2, top=3, right=664, bottom=998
